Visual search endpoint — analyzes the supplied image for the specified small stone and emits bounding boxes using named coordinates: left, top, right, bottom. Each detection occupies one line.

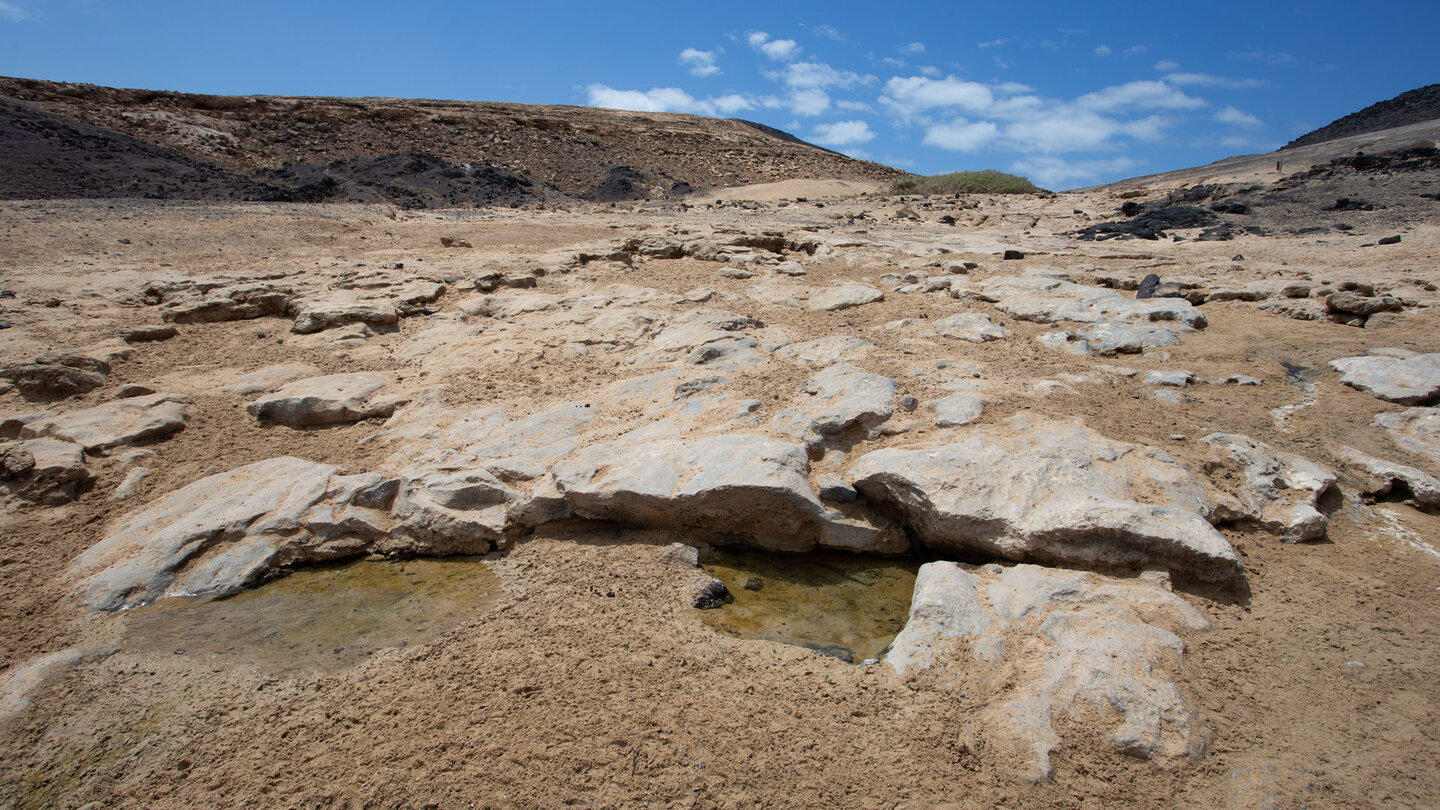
left=439, top=237, right=473, bottom=248
left=114, top=384, right=157, bottom=399
left=743, top=576, right=764, bottom=591
left=119, top=325, right=178, bottom=343
left=1144, top=370, right=1195, bottom=387
left=898, top=396, right=919, bottom=411
left=689, top=576, right=733, bottom=609
left=817, top=474, right=858, bottom=504
left=1002, top=250, right=1024, bottom=260
left=660, top=543, right=700, bottom=568
left=1136, top=273, right=1160, bottom=299
left=1377, top=235, right=1401, bottom=245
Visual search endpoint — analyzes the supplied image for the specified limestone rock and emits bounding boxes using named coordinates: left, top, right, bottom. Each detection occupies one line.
left=546, top=435, right=897, bottom=553
left=290, top=294, right=399, bottom=334
left=1329, top=354, right=1440, bottom=405
left=247, top=373, right=407, bottom=426
left=931, top=394, right=984, bottom=427
left=771, top=364, right=896, bottom=448
left=1338, top=446, right=1440, bottom=510
left=0, top=354, right=108, bottom=399
left=69, top=457, right=395, bottom=611
left=20, top=393, right=192, bottom=453
left=218, top=363, right=320, bottom=396
left=774, top=336, right=872, bottom=369
left=850, top=418, right=1242, bottom=583
left=1200, top=434, right=1337, bottom=542
left=934, top=313, right=1009, bottom=343
left=886, top=561, right=1209, bottom=782
left=1374, top=407, right=1440, bottom=468
left=808, top=283, right=884, bottom=312
left=160, top=282, right=292, bottom=324
left=0, top=438, right=92, bottom=505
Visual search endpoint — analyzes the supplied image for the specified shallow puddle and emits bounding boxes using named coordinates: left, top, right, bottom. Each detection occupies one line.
left=124, top=557, right=499, bottom=674
left=698, top=548, right=919, bottom=663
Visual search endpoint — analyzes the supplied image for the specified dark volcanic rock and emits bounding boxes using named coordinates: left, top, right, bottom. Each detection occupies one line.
left=1284, top=84, right=1440, bottom=149
left=260, top=153, right=539, bottom=210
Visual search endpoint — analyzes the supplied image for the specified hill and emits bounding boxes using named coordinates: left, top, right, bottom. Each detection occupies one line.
left=0, top=76, right=902, bottom=203
left=1284, top=83, right=1440, bottom=150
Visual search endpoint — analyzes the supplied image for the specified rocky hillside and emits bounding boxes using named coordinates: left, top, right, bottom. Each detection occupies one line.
left=0, top=76, right=902, bottom=203
left=1284, top=83, right=1440, bottom=150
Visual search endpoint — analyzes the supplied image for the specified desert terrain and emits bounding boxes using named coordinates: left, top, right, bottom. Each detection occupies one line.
left=1, top=80, right=1439, bottom=809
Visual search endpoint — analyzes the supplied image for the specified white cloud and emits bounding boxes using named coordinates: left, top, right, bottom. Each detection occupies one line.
left=1232, top=50, right=1293, bottom=64
left=1075, top=80, right=1204, bottom=113
left=1214, top=105, right=1263, bottom=128
left=678, top=48, right=721, bottom=78
left=586, top=84, right=753, bottom=116
left=1123, top=45, right=1149, bottom=56
left=922, top=119, right=1000, bottom=152
left=810, top=24, right=845, bottom=41
left=920, top=66, right=942, bottom=78
left=770, top=61, right=872, bottom=90
left=1007, top=155, right=1141, bottom=189
left=811, top=120, right=876, bottom=147
left=748, top=31, right=801, bottom=61
left=1153, top=59, right=1181, bottom=72
left=787, top=88, right=831, bottom=116
left=836, top=99, right=875, bottom=112
left=977, top=38, right=1012, bottom=49
left=881, top=75, right=995, bottom=118
left=0, top=1, right=35, bottom=20
left=1094, top=45, right=1112, bottom=57
left=901, top=42, right=926, bottom=55
left=1164, top=72, right=1265, bottom=89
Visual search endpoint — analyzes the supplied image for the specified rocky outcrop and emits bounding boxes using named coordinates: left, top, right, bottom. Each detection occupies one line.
left=1200, top=433, right=1338, bottom=541
left=0, top=437, right=92, bottom=505
left=850, top=418, right=1243, bottom=583
left=1374, top=407, right=1440, bottom=466
left=1330, top=353, right=1440, bottom=405
left=69, top=457, right=399, bottom=610
left=887, top=561, right=1210, bottom=782
left=0, top=352, right=110, bottom=399
left=247, top=373, right=408, bottom=426
left=1339, top=446, right=1440, bottom=510
left=771, top=364, right=897, bottom=449
left=20, top=393, right=192, bottom=452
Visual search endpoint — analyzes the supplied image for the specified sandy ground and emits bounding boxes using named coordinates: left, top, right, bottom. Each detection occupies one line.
left=0, top=189, right=1438, bottom=808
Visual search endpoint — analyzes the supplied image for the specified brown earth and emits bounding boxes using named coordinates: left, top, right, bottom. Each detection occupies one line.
left=0, top=169, right=1437, bottom=808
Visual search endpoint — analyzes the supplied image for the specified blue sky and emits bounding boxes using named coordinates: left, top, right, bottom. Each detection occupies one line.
left=1, top=1, right=1435, bottom=189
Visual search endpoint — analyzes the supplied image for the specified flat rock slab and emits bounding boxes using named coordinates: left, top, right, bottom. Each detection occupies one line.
left=1329, top=353, right=1440, bottom=405
left=1373, top=407, right=1440, bottom=469
left=547, top=434, right=900, bottom=553
left=0, top=353, right=109, bottom=400
left=291, top=294, right=399, bottom=334
left=218, top=363, right=320, bottom=396
left=247, top=372, right=407, bottom=426
left=934, top=313, right=1009, bottom=343
left=850, top=417, right=1242, bottom=583
left=69, top=457, right=396, bottom=611
left=931, top=393, right=984, bottom=427
left=886, top=561, right=1209, bottom=782
left=774, top=336, right=872, bottom=369
left=21, top=393, right=192, bottom=453
left=808, top=283, right=884, bottom=312
left=160, top=282, right=292, bottom=324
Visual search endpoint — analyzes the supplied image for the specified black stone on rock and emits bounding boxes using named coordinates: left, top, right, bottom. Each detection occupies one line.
left=1136, top=274, right=1160, bottom=300
left=1003, top=249, right=1024, bottom=260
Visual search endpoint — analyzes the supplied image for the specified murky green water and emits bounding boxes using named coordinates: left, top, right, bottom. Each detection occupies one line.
left=698, top=548, right=919, bottom=663
left=124, top=557, right=499, bottom=674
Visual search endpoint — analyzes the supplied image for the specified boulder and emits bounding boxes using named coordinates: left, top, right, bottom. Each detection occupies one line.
left=247, top=372, right=407, bottom=426
left=1329, top=354, right=1440, bottom=405
left=1199, top=434, right=1337, bottom=541
left=69, top=457, right=395, bottom=611
left=0, top=438, right=92, bottom=505
left=290, top=294, right=399, bottom=334
left=161, top=282, right=292, bottom=324
left=0, top=353, right=108, bottom=399
left=887, top=562, right=1210, bottom=782
left=850, top=418, right=1243, bottom=583
left=20, top=393, right=192, bottom=453
left=933, top=313, right=1009, bottom=343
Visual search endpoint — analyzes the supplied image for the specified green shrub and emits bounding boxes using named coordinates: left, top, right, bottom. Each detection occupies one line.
left=887, top=170, right=1043, bottom=195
